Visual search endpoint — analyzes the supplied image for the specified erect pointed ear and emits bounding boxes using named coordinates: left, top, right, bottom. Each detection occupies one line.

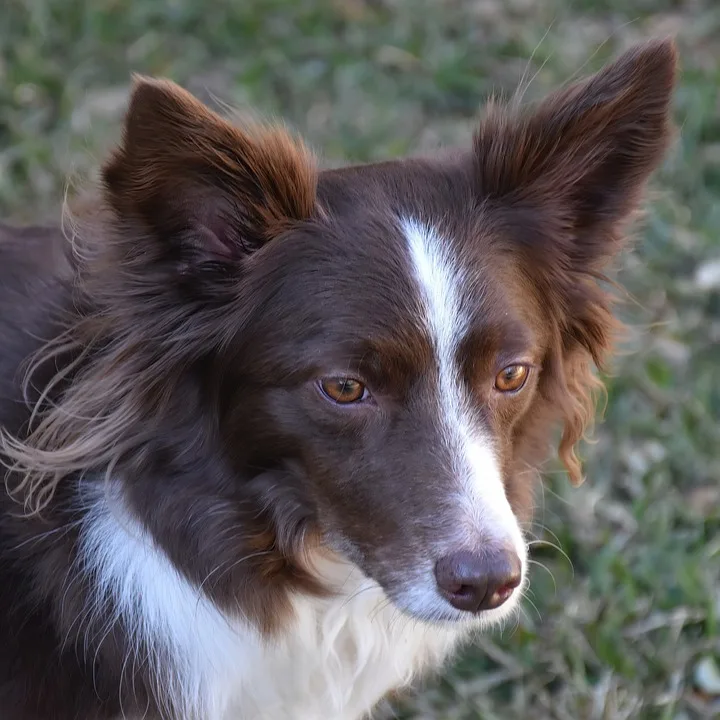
left=102, top=76, right=317, bottom=267
left=474, top=38, right=678, bottom=267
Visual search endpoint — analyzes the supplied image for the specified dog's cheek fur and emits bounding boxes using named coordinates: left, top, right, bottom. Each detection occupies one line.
left=113, top=373, right=325, bottom=637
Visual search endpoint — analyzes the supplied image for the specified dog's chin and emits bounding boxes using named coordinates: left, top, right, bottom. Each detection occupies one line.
left=386, top=581, right=525, bottom=630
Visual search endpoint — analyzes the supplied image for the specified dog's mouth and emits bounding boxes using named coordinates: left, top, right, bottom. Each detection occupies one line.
left=311, top=537, right=526, bottom=628
left=384, top=563, right=527, bottom=628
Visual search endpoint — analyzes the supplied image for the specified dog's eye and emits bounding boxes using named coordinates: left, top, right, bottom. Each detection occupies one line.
left=320, top=378, right=367, bottom=404
left=495, top=365, right=529, bottom=393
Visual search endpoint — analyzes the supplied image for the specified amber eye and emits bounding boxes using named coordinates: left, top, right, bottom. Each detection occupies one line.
left=320, top=378, right=367, bottom=404
left=495, top=364, right=529, bottom=393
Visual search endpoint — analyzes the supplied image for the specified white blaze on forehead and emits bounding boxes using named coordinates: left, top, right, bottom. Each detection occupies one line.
left=401, top=217, right=526, bottom=562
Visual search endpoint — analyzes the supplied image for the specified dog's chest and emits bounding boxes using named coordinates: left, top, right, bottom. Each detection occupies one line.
left=138, top=566, right=460, bottom=720
left=221, top=570, right=461, bottom=720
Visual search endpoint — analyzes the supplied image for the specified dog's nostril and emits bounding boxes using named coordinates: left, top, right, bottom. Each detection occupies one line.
left=434, top=548, right=522, bottom=613
left=491, top=581, right=516, bottom=607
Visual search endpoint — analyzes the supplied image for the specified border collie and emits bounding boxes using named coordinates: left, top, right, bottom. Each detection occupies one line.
left=0, top=39, right=677, bottom=720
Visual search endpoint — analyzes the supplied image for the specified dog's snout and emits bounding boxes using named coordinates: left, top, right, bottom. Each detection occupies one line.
left=434, top=548, right=522, bottom=613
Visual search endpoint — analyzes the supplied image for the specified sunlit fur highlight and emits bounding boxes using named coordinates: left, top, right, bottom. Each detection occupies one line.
left=473, top=38, right=677, bottom=484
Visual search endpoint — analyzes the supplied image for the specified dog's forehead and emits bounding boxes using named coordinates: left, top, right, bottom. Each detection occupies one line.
left=311, top=159, right=506, bottom=328
left=249, top=162, right=538, bottom=382
left=316, top=156, right=476, bottom=235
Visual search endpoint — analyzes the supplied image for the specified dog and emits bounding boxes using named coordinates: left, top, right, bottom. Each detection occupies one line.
left=0, top=38, right=677, bottom=720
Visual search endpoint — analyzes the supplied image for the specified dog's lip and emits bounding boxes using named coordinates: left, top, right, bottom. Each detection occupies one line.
left=384, top=594, right=481, bottom=626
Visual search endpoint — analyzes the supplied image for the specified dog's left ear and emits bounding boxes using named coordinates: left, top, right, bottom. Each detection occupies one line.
left=103, top=76, right=317, bottom=270
left=473, top=39, right=678, bottom=486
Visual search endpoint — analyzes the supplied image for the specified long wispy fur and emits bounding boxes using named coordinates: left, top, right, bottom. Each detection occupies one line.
left=2, top=91, right=318, bottom=515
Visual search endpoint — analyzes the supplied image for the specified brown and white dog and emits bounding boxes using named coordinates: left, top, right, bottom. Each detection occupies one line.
left=0, top=39, right=677, bottom=720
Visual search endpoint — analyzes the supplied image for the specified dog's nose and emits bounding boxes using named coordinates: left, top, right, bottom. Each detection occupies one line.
left=434, top=548, right=522, bottom=613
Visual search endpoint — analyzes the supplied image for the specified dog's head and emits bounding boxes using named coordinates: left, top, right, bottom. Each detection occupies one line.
left=18, top=39, right=677, bottom=628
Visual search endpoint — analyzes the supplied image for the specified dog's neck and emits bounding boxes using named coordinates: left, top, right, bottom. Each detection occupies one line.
left=80, top=479, right=463, bottom=720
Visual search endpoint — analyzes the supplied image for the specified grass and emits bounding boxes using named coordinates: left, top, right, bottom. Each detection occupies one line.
left=2, top=0, right=719, bottom=717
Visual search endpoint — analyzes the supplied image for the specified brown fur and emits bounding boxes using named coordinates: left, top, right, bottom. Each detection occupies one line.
left=0, top=39, right=677, bottom=720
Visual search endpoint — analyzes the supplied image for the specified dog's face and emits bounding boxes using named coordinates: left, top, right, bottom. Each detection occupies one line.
left=100, top=40, right=676, bottom=626
left=221, top=178, right=546, bottom=623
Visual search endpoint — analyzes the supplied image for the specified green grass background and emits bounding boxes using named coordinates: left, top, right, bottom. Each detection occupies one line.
left=2, top=1, right=718, bottom=718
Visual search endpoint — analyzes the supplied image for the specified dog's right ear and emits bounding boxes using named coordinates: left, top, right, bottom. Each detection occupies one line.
left=103, top=77, right=317, bottom=272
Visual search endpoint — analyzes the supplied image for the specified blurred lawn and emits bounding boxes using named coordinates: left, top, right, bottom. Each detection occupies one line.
left=2, top=0, right=719, bottom=718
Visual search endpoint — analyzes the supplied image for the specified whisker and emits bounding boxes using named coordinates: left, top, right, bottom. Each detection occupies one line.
left=527, top=558, right=558, bottom=595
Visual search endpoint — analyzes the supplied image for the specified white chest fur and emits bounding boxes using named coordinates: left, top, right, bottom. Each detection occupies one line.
left=230, top=562, right=461, bottom=720
left=79, top=487, right=463, bottom=720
